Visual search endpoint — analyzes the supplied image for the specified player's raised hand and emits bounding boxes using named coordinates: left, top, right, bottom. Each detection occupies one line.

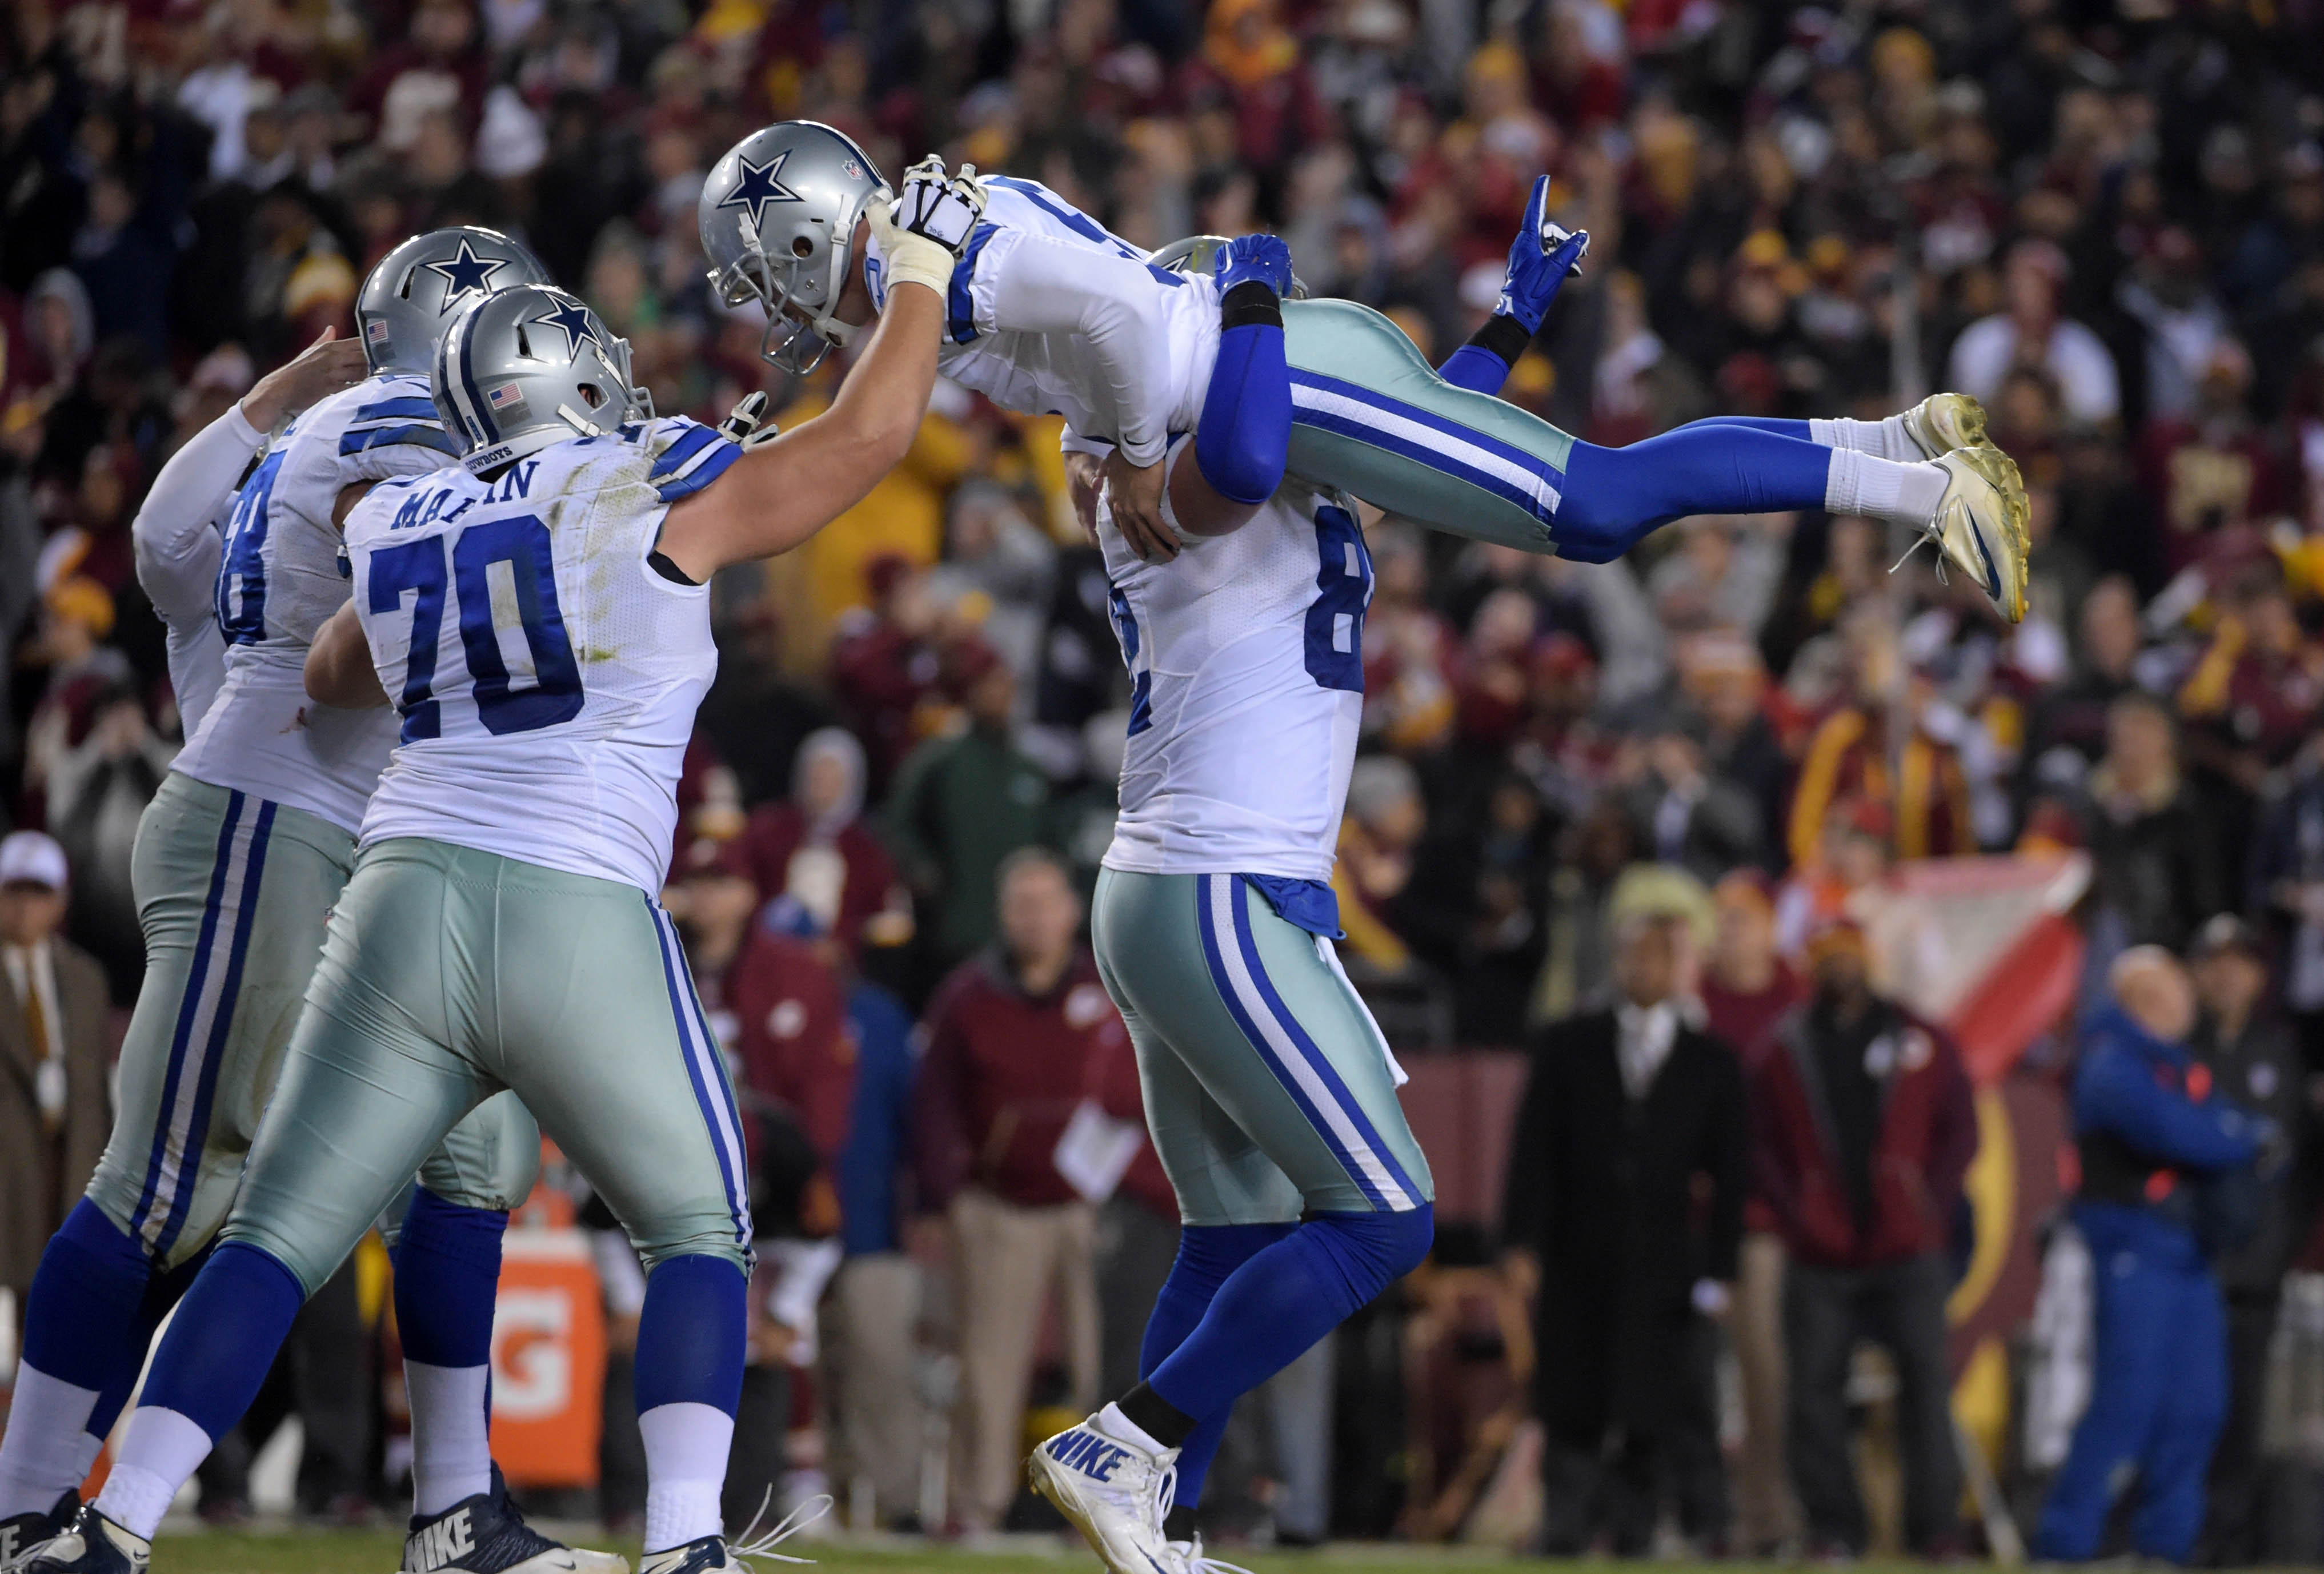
left=1216, top=232, right=1295, bottom=298
left=242, top=327, right=368, bottom=431
left=891, top=154, right=988, bottom=254
left=1493, top=174, right=1590, bottom=335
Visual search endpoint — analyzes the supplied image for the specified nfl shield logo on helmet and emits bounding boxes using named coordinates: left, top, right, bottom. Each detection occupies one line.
left=842, top=159, right=864, bottom=179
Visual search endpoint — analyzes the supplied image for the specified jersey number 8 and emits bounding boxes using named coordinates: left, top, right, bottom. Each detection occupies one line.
left=366, top=515, right=584, bottom=744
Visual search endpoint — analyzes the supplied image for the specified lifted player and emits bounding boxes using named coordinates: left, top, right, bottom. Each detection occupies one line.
left=700, top=123, right=2029, bottom=621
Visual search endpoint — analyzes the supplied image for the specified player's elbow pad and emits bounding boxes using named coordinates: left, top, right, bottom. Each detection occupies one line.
left=1195, top=319, right=1291, bottom=506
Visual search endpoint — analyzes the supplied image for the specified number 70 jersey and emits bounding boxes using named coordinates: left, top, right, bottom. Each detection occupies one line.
left=340, top=416, right=736, bottom=896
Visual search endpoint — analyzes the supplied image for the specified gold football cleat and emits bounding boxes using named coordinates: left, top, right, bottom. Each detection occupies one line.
left=1900, top=391, right=1991, bottom=459
left=1910, top=444, right=2030, bottom=623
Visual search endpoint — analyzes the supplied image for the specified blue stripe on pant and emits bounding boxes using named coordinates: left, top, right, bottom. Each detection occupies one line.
left=1288, top=368, right=1562, bottom=529
left=129, top=792, right=277, bottom=1257
left=1192, top=872, right=1420, bottom=1214
left=647, top=901, right=754, bottom=1253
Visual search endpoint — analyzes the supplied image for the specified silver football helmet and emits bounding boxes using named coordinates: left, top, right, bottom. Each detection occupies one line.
left=431, top=284, right=653, bottom=475
left=1149, top=234, right=1311, bottom=299
left=356, top=226, right=554, bottom=374
left=699, top=121, right=885, bottom=374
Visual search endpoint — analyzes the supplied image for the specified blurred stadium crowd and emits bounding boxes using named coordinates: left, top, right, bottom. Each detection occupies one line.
left=7, top=0, right=2324, bottom=1559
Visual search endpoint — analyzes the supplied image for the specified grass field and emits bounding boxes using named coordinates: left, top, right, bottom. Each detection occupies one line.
left=131, top=1528, right=1950, bottom=1574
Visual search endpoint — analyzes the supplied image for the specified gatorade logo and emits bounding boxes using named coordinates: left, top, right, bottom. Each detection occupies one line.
left=411, top=1507, right=476, bottom=1571
left=1045, top=1429, right=1131, bottom=1482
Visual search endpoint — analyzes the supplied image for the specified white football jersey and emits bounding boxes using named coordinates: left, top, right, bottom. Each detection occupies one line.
left=170, top=374, right=460, bottom=832
left=863, top=176, right=1219, bottom=467
left=340, top=416, right=734, bottom=896
left=1099, top=479, right=1375, bottom=884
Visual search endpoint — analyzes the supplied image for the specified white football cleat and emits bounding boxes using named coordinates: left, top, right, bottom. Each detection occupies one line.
left=1904, top=445, right=2031, bottom=623
left=1028, top=1410, right=1179, bottom=1574
left=1899, top=391, right=1990, bottom=459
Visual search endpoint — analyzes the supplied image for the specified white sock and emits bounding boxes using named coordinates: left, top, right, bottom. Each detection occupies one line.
left=94, top=1408, right=211, bottom=1540
left=638, top=1402, right=733, bottom=1552
left=0, top=1364, right=103, bottom=1517
left=1810, top=414, right=1921, bottom=461
left=1824, top=448, right=1948, bottom=527
left=1092, top=1402, right=1168, bottom=1457
left=404, top=1361, right=492, bottom=1516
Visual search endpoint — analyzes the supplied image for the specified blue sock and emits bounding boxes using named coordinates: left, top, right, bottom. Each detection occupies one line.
left=1138, top=1223, right=1292, bottom=1507
left=87, top=1248, right=207, bottom=1441
left=21, top=1202, right=155, bottom=1404
left=1194, top=318, right=1290, bottom=505
left=394, top=1188, right=509, bottom=1515
left=1556, top=429, right=1833, bottom=562
left=1145, top=1206, right=1432, bottom=1425
left=394, top=1188, right=507, bottom=1369
left=135, top=1242, right=306, bottom=1442
left=634, top=1255, right=747, bottom=1418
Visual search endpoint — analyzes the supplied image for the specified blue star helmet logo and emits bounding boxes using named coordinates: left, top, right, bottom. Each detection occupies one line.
left=716, top=150, right=803, bottom=229
left=527, top=298, right=604, bottom=362
left=423, top=239, right=511, bottom=312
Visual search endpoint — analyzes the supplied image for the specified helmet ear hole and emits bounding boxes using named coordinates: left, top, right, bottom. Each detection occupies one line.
left=578, top=383, right=605, bottom=409
left=791, top=236, right=814, bottom=258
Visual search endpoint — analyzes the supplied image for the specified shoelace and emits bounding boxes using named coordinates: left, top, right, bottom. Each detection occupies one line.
left=727, top=1489, right=832, bottom=1568
left=1887, top=532, right=1947, bottom=585
left=1172, top=1535, right=1255, bottom=1574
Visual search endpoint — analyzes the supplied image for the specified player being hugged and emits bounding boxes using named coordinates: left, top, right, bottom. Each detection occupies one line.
left=702, top=124, right=2030, bottom=621
left=21, top=163, right=980, bottom=1574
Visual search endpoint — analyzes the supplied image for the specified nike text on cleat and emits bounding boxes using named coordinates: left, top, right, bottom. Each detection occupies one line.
left=17, top=1508, right=147, bottom=1574
left=1916, top=444, right=2030, bottom=623
left=0, top=1491, right=79, bottom=1573
left=1899, top=391, right=1990, bottom=459
left=399, top=1468, right=628, bottom=1574
left=1028, top=1416, right=1180, bottom=1574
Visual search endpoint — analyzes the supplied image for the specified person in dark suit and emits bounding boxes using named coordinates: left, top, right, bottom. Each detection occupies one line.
left=2185, top=916, right=2309, bottom=1565
left=0, top=832, right=113, bottom=1326
left=1501, top=911, right=1750, bottom=1554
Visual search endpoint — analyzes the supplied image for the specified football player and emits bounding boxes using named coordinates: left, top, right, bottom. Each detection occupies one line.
left=21, top=162, right=979, bottom=1574
left=0, top=230, right=621, bottom=1574
left=700, top=124, right=2030, bottom=621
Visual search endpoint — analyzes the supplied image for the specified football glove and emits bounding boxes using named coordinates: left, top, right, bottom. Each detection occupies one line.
left=1494, top=174, right=1590, bottom=335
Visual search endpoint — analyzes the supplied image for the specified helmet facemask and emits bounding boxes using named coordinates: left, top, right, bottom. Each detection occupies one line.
left=707, top=198, right=872, bottom=376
